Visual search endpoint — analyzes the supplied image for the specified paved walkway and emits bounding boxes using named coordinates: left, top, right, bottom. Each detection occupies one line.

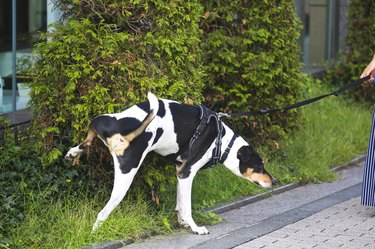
left=110, top=158, right=374, bottom=249
left=236, top=196, right=375, bottom=249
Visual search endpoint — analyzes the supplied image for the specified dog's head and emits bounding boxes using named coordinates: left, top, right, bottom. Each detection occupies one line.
left=236, top=146, right=275, bottom=188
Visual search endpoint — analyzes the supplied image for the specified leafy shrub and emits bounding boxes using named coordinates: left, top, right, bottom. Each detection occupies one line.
left=31, top=0, right=204, bottom=155
left=0, top=121, right=86, bottom=239
left=29, top=0, right=205, bottom=191
left=200, top=0, right=304, bottom=142
left=325, top=0, right=375, bottom=101
left=28, top=0, right=304, bottom=208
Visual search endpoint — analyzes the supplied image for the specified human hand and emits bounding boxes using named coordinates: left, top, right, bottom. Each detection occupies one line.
left=361, top=54, right=375, bottom=83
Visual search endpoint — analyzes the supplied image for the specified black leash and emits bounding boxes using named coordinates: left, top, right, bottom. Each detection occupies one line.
left=188, top=75, right=372, bottom=168
left=218, top=75, right=372, bottom=118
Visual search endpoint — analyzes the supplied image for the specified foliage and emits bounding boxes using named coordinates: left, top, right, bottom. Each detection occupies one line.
left=279, top=76, right=370, bottom=183
left=201, top=0, right=304, bottom=143
left=325, top=0, right=375, bottom=101
left=16, top=55, right=34, bottom=76
left=0, top=118, right=96, bottom=243
left=8, top=191, right=170, bottom=249
left=29, top=0, right=205, bottom=193
left=31, top=0, right=204, bottom=158
left=30, top=0, right=304, bottom=164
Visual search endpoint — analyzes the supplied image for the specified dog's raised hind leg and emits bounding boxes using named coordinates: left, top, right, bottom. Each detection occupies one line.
left=65, top=129, right=96, bottom=165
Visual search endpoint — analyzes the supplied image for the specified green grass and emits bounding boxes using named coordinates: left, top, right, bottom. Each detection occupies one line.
left=5, top=79, right=372, bottom=249
left=8, top=191, right=172, bottom=249
left=278, top=81, right=371, bottom=183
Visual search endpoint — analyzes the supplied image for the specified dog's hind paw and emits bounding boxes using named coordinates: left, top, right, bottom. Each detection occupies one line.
left=91, top=220, right=103, bottom=233
left=65, top=146, right=83, bottom=165
left=193, top=226, right=209, bottom=235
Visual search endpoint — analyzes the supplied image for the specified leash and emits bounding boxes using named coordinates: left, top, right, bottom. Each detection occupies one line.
left=188, top=75, right=373, bottom=168
left=218, top=75, right=373, bottom=118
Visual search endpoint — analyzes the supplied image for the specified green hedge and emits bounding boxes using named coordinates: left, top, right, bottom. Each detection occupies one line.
left=29, top=1, right=302, bottom=184
left=325, top=0, right=375, bottom=101
left=201, top=0, right=303, bottom=142
left=31, top=0, right=204, bottom=163
left=28, top=0, right=207, bottom=202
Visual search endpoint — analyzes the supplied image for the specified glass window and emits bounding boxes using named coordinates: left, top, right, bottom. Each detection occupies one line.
left=294, top=0, right=346, bottom=66
left=0, top=0, right=46, bottom=114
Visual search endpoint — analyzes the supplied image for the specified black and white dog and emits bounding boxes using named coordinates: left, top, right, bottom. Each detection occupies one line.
left=65, top=92, right=275, bottom=235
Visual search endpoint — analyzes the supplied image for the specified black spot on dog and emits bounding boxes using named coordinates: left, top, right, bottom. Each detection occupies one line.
left=136, top=101, right=149, bottom=113
left=136, top=100, right=165, bottom=118
left=169, top=103, right=200, bottom=149
left=118, top=132, right=153, bottom=174
left=152, top=128, right=164, bottom=146
left=157, top=100, right=166, bottom=118
left=90, top=116, right=140, bottom=138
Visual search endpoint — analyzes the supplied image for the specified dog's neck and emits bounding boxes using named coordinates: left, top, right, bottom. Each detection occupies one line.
left=220, top=125, right=248, bottom=177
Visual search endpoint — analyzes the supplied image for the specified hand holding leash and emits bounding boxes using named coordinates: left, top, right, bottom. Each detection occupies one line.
left=361, top=54, right=375, bottom=84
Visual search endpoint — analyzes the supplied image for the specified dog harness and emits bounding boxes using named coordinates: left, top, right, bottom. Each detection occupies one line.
left=189, top=105, right=237, bottom=168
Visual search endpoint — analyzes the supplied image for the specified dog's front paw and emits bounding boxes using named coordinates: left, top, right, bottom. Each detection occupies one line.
left=177, top=214, right=189, bottom=227
left=192, top=226, right=209, bottom=235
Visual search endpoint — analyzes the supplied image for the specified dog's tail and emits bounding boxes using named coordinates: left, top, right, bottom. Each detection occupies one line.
left=123, top=92, right=159, bottom=142
left=147, top=92, right=159, bottom=118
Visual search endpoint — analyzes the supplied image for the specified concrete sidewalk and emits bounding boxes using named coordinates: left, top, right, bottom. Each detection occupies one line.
left=236, top=196, right=374, bottom=249
left=113, top=157, right=373, bottom=249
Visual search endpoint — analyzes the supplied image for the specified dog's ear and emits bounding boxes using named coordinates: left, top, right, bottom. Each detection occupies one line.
left=237, top=145, right=263, bottom=167
left=237, top=146, right=251, bottom=163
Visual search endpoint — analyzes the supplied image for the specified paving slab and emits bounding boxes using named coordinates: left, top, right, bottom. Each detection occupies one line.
left=236, top=196, right=375, bottom=249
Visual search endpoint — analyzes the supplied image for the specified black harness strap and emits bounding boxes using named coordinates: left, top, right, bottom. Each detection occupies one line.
left=188, top=105, right=209, bottom=159
left=188, top=105, right=224, bottom=169
left=220, top=133, right=239, bottom=164
left=204, top=111, right=223, bottom=168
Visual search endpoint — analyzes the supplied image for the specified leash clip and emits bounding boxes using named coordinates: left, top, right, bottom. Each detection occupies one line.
left=217, top=112, right=229, bottom=118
